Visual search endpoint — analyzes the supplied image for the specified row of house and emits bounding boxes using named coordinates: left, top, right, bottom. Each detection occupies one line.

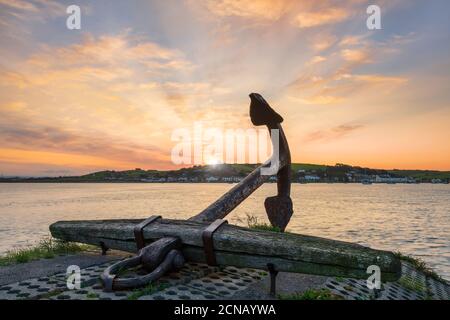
left=297, top=170, right=417, bottom=184
left=140, top=173, right=416, bottom=184
left=140, top=176, right=244, bottom=183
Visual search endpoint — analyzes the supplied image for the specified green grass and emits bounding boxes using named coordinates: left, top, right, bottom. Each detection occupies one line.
left=86, top=292, right=100, bottom=299
left=127, top=283, right=169, bottom=300
left=398, top=277, right=426, bottom=293
left=291, top=163, right=327, bottom=172
left=39, top=289, right=65, bottom=299
left=246, top=215, right=281, bottom=232
left=394, top=252, right=446, bottom=283
left=388, top=170, right=450, bottom=181
left=0, top=237, right=94, bottom=266
left=278, top=289, right=344, bottom=300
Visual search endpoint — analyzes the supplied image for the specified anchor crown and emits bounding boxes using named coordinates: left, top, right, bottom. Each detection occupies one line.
left=249, top=93, right=284, bottom=126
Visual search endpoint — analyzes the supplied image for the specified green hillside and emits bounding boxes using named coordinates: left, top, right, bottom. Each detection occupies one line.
left=1, top=163, right=449, bottom=183
left=388, top=170, right=450, bottom=181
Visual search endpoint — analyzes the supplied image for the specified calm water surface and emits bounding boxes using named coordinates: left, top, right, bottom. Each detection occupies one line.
left=0, top=183, right=448, bottom=280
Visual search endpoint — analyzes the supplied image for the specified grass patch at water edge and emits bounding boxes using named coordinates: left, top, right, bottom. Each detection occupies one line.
left=394, top=252, right=446, bottom=283
left=0, top=237, right=94, bottom=266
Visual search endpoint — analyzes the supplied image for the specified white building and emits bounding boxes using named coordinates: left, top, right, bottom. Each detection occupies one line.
left=304, top=175, right=321, bottom=182
left=222, top=176, right=242, bottom=183
left=374, top=175, right=408, bottom=183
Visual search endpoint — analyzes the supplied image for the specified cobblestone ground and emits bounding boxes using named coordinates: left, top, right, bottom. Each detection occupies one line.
left=0, top=255, right=448, bottom=300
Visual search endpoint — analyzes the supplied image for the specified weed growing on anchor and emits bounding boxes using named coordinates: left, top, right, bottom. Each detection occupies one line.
left=246, top=215, right=281, bottom=233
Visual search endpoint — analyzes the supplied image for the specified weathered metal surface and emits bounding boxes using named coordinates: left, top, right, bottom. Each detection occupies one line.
left=133, top=215, right=161, bottom=250
left=101, top=237, right=184, bottom=291
left=264, top=195, right=293, bottom=232
left=50, top=218, right=402, bottom=281
left=202, top=219, right=228, bottom=266
left=249, top=93, right=293, bottom=231
left=189, top=165, right=272, bottom=222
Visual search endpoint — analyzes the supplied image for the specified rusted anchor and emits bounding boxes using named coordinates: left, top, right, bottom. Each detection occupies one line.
left=101, top=93, right=293, bottom=291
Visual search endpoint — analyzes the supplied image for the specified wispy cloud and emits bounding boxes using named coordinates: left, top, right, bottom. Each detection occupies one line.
left=304, top=124, right=364, bottom=143
left=0, top=0, right=70, bottom=22
left=307, top=55, right=327, bottom=65
left=293, top=7, right=350, bottom=28
left=288, top=32, right=413, bottom=105
left=0, top=0, right=39, bottom=12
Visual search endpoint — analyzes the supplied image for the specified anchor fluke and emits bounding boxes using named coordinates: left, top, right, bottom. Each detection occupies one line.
left=264, top=195, right=293, bottom=232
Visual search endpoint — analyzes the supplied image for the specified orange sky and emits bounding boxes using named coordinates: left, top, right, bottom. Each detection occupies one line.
left=0, top=0, right=449, bottom=176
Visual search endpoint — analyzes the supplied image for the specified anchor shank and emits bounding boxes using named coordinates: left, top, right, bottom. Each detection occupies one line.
left=190, top=160, right=272, bottom=223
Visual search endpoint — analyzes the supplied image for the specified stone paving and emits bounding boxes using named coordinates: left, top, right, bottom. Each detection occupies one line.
left=0, top=254, right=448, bottom=300
left=320, top=262, right=449, bottom=300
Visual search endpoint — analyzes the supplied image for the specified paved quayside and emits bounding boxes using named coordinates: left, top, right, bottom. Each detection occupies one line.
left=0, top=250, right=448, bottom=300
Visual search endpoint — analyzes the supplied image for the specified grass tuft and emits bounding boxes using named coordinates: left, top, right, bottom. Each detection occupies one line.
left=127, top=283, right=169, bottom=300
left=0, top=237, right=93, bottom=266
left=246, top=215, right=281, bottom=232
left=278, top=289, right=344, bottom=300
left=393, top=252, right=446, bottom=283
left=398, top=277, right=426, bottom=293
left=86, top=292, right=100, bottom=299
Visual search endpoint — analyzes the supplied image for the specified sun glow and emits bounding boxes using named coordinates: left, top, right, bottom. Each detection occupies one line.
left=206, top=157, right=222, bottom=166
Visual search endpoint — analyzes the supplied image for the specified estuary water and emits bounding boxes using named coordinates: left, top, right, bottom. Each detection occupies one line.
left=0, top=183, right=448, bottom=280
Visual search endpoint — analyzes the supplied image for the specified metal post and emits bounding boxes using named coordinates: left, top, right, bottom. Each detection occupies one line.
left=99, top=241, right=109, bottom=256
left=267, top=263, right=279, bottom=296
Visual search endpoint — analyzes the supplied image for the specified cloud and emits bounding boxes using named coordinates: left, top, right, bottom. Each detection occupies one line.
left=309, top=33, right=339, bottom=52
left=0, top=33, right=201, bottom=174
left=307, top=55, right=327, bottom=65
left=291, top=72, right=408, bottom=105
left=27, top=34, right=189, bottom=69
left=304, top=124, right=364, bottom=143
left=197, top=0, right=361, bottom=30
left=203, top=0, right=291, bottom=21
left=0, top=116, right=172, bottom=169
left=1, top=33, right=194, bottom=89
left=341, top=48, right=372, bottom=63
left=0, top=31, right=244, bottom=174
left=288, top=32, right=413, bottom=105
left=299, top=95, right=344, bottom=105
left=0, top=0, right=69, bottom=21
left=350, top=74, right=408, bottom=85
left=0, top=0, right=38, bottom=12
left=293, top=7, right=349, bottom=28
left=339, top=35, right=367, bottom=46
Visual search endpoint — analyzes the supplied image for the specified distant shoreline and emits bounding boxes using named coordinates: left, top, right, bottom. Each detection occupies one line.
left=0, top=181, right=448, bottom=185
left=1, top=163, right=449, bottom=184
